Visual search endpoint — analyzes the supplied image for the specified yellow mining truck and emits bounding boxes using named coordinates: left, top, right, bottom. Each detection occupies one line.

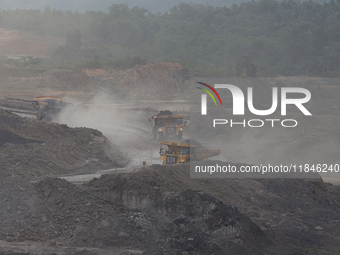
left=33, top=96, right=71, bottom=121
left=150, top=111, right=186, bottom=141
left=159, top=141, right=220, bottom=165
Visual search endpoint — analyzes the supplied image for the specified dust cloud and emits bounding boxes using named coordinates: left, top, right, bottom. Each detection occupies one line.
left=54, top=93, right=161, bottom=166
left=193, top=124, right=340, bottom=179
left=54, top=91, right=340, bottom=179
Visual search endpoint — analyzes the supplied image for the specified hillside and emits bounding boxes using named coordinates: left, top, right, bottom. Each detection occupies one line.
left=0, top=1, right=340, bottom=76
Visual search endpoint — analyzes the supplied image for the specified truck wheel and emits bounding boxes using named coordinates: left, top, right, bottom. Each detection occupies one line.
left=156, top=131, right=163, bottom=141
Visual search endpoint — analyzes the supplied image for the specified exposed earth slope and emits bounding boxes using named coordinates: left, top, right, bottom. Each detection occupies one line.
left=0, top=109, right=128, bottom=178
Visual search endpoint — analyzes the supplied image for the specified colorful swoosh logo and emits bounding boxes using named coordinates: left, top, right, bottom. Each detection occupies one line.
left=196, top=82, right=223, bottom=106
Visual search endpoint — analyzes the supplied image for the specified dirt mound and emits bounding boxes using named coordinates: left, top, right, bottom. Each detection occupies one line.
left=33, top=178, right=123, bottom=247
left=0, top=176, right=128, bottom=252
left=121, top=62, right=191, bottom=95
left=44, top=70, right=98, bottom=91
left=87, top=164, right=340, bottom=254
left=0, top=174, right=271, bottom=255
left=0, top=29, right=65, bottom=57
left=0, top=62, right=192, bottom=99
left=0, top=66, right=101, bottom=99
left=85, top=62, right=192, bottom=96
left=0, top=164, right=338, bottom=254
left=0, top=109, right=129, bottom=178
left=0, top=176, right=40, bottom=239
left=0, top=129, right=42, bottom=146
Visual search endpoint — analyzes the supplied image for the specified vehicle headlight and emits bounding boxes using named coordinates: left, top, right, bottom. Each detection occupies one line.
left=159, top=129, right=161, bottom=131
left=179, top=128, right=182, bottom=130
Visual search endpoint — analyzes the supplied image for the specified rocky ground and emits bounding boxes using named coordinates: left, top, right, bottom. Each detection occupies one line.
left=0, top=164, right=339, bottom=254
left=87, top=165, right=340, bottom=255
left=0, top=109, right=129, bottom=178
left=0, top=175, right=271, bottom=255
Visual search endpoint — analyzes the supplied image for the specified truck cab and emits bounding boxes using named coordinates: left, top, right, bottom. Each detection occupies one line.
left=150, top=112, right=186, bottom=141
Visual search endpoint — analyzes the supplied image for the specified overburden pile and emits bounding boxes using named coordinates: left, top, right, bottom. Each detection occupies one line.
left=0, top=109, right=129, bottom=178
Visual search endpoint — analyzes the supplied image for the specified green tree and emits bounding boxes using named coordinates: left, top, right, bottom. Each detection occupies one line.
left=65, top=28, right=82, bottom=52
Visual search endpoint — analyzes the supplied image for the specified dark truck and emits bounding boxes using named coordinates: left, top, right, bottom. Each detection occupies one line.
left=33, top=96, right=72, bottom=121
